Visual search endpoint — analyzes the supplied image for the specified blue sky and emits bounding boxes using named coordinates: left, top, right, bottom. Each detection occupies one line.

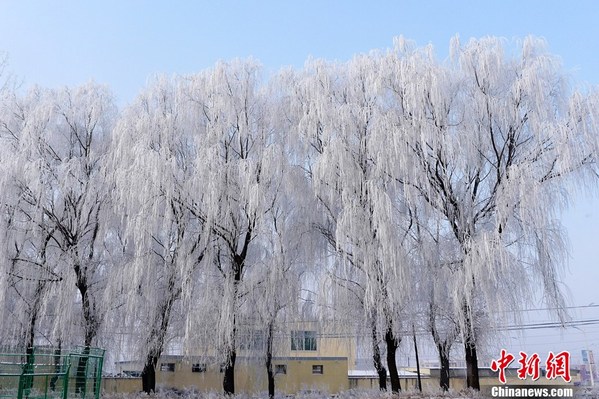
left=1, top=0, right=599, bottom=365
left=2, top=1, right=599, bottom=103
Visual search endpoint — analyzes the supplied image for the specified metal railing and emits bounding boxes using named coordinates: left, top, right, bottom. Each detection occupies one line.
left=0, top=347, right=104, bottom=399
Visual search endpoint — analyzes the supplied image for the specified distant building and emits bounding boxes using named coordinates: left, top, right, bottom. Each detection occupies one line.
left=102, top=322, right=582, bottom=395
left=104, top=320, right=355, bottom=395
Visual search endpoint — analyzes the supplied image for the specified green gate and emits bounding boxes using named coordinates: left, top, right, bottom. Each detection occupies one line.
left=0, top=347, right=104, bottom=399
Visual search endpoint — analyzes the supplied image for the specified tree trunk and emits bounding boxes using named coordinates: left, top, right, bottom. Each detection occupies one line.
left=23, top=346, right=35, bottom=394
left=413, top=326, right=422, bottom=392
left=50, top=342, right=61, bottom=392
left=75, top=266, right=94, bottom=396
left=370, top=319, right=387, bottom=391
left=266, top=320, right=275, bottom=399
left=385, top=327, right=401, bottom=393
left=76, top=270, right=97, bottom=347
left=25, top=280, right=45, bottom=350
left=25, top=310, right=36, bottom=391
left=75, top=346, right=90, bottom=395
left=141, top=355, right=158, bottom=394
left=463, top=302, right=480, bottom=390
left=438, top=343, right=451, bottom=391
left=464, top=335, right=480, bottom=390
left=21, top=277, right=45, bottom=394
left=223, top=349, right=236, bottom=395
left=140, top=271, right=179, bottom=393
left=430, top=302, right=456, bottom=392
left=266, top=358, right=275, bottom=399
left=222, top=243, right=247, bottom=396
left=223, top=291, right=238, bottom=396
left=223, top=289, right=238, bottom=396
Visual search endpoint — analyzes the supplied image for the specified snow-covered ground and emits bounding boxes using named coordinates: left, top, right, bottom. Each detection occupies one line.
left=100, top=388, right=487, bottom=399
left=100, top=386, right=599, bottom=398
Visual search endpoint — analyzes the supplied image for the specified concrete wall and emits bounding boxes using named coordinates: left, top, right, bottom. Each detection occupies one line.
left=102, top=377, right=140, bottom=394
left=348, top=377, right=436, bottom=391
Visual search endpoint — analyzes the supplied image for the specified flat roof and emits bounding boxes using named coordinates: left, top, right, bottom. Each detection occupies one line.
left=348, top=369, right=429, bottom=379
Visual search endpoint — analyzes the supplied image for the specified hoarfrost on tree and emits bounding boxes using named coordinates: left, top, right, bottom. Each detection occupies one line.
left=0, top=83, right=117, bottom=350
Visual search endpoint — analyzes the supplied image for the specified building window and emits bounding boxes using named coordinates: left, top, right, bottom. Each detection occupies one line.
left=291, top=330, right=317, bottom=351
left=192, top=363, right=207, bottom=373
left=275, top=364, right=287, bottom=375
left=312, top=365, right=323, bottom=374
left=160, top=363, right=175, bottom=372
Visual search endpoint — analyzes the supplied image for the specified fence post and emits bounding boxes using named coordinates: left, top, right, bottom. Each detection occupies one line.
left=62, top=363, right=71, bottom=399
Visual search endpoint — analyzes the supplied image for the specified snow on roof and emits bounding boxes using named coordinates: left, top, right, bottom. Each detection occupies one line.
left=348, top=369, right=429, bottom=379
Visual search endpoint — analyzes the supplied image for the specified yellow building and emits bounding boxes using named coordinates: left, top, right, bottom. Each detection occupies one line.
left=105, top=321, right=355, bottom=395
left=106, top=355, right=349, bottom=395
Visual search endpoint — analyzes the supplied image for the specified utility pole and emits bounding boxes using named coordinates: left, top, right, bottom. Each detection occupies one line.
left=413, top=325, right=422, bottom=392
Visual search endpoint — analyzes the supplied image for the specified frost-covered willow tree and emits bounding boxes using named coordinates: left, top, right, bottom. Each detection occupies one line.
left=0, top=88, right=57, bottom=349
left=0, top=83, right=117, bottom=352
left=180, top=60, right=285, bottom=395
left=289, top=55, right=413, bottom=393
left=380, top=36, right=599, bottom=389
left=411, top=212, right=460, bottom=391
left=253, top=170, right=308, bottom=399
left=0, top=70, right=50, bottom=384
left=244, top=81, right=315, bottom=398
left=109, top=76, right=207, bottom=393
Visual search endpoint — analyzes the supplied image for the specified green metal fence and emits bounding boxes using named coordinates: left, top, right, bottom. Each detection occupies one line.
left=0, top=347, right=104, bottom=399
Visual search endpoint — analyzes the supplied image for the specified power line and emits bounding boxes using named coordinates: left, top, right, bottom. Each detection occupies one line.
left=500, top=304, right=599, bottom=313
left=499, top=318, right=599, bottom=331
